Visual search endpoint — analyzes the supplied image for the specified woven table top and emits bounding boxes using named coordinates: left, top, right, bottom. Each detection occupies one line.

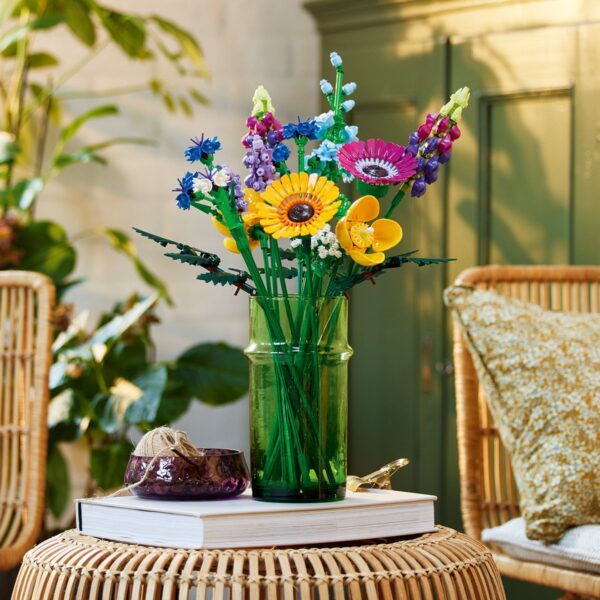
left=13, top=525, right=506, bottom=599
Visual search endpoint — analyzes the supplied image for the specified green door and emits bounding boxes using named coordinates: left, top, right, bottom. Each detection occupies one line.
left=310, top=6, right=600, bottom=598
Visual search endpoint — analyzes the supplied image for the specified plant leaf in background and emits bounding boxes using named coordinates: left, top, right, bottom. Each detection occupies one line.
left=17, top=221, right=76, bottom=284
left=90, top=440, right=133, bottom=491
left=46, top=444, right=70, bottom=518
left=124, top=365, right=168, bottom=425
left=175, top=342, right=249, bottom=405
left=63, top=0, right=96, bottom=47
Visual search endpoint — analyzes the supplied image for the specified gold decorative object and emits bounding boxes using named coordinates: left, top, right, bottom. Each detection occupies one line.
left=347, top=458, right=409, bottom=492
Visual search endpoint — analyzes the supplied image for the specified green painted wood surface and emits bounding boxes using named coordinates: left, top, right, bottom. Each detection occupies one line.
left=308, top=2, right=600, bottom=598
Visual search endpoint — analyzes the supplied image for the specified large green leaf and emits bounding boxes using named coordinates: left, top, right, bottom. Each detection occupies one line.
left=46, top=444, right=70, bottom=518
left=64, top=0, right=96, bottom=46
left=58, top=104, right=118, bottom=144
left=18, top=220, right=77, bottom=283
left=151, top=16, right=207, bottom=75
left=92, top=227, right=172, bottom=304
left=95, top=8, right=146, bottom=59
left=90, top=440, right=133, bottom=490
left=125, top=364, right=167, bottom=424
left=153, top=366, right=193, bottom=425
left=175, top=342, right=248, bottom=406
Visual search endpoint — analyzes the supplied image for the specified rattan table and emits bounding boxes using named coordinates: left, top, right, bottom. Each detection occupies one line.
left=12, top=526, right=505, bottom=599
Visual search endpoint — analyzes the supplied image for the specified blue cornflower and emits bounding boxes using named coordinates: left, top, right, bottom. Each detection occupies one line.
left=272, top=143, right=291, bottom=163
left=282, top=123, right=297, bottom=139
left=172, top=171, right=197, bottom=210
left=320, top=79, right=334, bottom=95
left=340, top=125, right=359, bottom=143
left=342, top=82, right=357, bottom=96
left=330, top=51, right=343, bottom=67
left=312, top=140, right=340, bottom=162
left=296, top=118, right=317, bottom=139
left=341, top=170, right=354, bottom=184
left=184, top=135, right=221, bottom=162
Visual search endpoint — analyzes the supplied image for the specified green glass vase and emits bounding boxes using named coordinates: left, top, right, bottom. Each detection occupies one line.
left=245, top=295, right=352, bottom=502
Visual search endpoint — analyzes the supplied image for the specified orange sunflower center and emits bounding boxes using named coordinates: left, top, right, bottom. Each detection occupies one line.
left=280, top=193, right=321, bottom=226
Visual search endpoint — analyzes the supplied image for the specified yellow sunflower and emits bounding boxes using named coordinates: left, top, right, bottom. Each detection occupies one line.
left=211, top=189, right=261, bottom=253
left=336, top=195, right=402, bottom=266
left=251, top=172, right=341, bottom=238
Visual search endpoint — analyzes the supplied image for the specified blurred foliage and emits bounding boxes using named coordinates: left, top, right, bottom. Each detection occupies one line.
left=47, top=294, right=248, bottom=518
left=0, top=1, right=248, bottom=522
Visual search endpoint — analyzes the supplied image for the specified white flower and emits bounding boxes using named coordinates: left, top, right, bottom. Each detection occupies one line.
left=213, top=169, right=231, bottom=188
left=318, top=246, right=328, bottom=259
left=193, top=177, right=213, bottom=195
left=290, top=238, right=302, bottom=249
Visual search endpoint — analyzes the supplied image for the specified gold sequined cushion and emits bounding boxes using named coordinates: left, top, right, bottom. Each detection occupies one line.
left=445, top=286, right=600, bottom=542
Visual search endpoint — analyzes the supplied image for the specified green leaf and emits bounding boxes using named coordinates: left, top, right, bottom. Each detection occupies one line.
left=92, top=227, right=172, bottom=304
left=0, top=139, right=19, bottom=165
left=175, top=342, right=248, bottom=406
left=92, top=392, right=122, bottom=434
left=12, top=177, right=43, bottom=209
left=95, top=8, right=146, bottom=58
left=151, top=15, right=207, bottom=75
left=53, top=137, right=152, bottom=171
left=197, top=271, right=249, bottom=288
left=27, top=51, right=58, bottom=68
left=64, top=0, right=96, bottom=46
left=125, top=364, right=167, bottom=424
left=18, top=220, right=76, bottom=283
left=178, top=96, right=192, bottom=117
left=154, top=366, right=193, bottom=424
left=90, top=440, right=133, bottom=490
left=189, top=88, right=208, bottom=106
left=85, top=294, right=158, bottom=352
left=0, top=0, right=20, bottom=26
left=59, top=104, right=118, bottom=144
left=0, top=15, right=64, bottom=54
left=46, top=444, right=70, bottom=518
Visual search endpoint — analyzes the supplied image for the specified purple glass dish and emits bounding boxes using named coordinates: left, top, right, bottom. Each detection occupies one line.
left=124, top=448, right=250, bottom=500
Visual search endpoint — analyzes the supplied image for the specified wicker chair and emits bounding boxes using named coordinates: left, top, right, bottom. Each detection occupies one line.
left=451, top=265, right=600, bottom=600
left=0, top=271, right=54, bottom=572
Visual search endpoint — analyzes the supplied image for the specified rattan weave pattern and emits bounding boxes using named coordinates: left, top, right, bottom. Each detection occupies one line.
left=12, top=526, right=505, bottom=599
left=0, top=271, right=54, bottom=572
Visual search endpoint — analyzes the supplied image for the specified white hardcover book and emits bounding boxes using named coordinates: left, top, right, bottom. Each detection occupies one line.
left=76, top=489, right=436, bottom=549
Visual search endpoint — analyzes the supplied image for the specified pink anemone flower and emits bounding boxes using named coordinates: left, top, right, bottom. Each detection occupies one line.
left=338, top=139, right=417, bottom=186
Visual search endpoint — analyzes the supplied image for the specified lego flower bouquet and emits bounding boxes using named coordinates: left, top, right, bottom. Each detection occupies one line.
left=137, top=52, right=469, bottom=502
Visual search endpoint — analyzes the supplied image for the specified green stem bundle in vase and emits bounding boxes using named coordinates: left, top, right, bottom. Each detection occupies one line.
left=137, top=51, right=470, bottom=502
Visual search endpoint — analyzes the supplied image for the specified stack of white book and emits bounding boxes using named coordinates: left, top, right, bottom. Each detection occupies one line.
left=76, top=489, right=436, bottom=549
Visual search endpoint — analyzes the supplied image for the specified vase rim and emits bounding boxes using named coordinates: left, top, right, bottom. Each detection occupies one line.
left=251, top=294, right=346, bottom=301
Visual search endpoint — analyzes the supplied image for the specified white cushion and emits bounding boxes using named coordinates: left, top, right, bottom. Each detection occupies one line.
left=482, top=518, right=600, bottom=574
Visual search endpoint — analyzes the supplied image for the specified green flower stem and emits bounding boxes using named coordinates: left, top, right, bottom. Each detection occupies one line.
left=271, top=238, right=295, bottom=333
left=384, top=186, right=407, bottom=219
left=296, top=138, right=307, bottom=172
left=333, top=66, right=345, bottom=117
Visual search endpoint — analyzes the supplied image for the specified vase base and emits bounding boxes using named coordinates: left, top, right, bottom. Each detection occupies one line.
left=251, top=484, right=346, bottom=503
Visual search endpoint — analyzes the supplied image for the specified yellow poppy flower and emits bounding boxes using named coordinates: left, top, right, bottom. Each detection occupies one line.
left=211, top=189, right=261, bottom=253
left=336, top=195, right=402, bottom=266
left=250, top=172, right=341, bottom=239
